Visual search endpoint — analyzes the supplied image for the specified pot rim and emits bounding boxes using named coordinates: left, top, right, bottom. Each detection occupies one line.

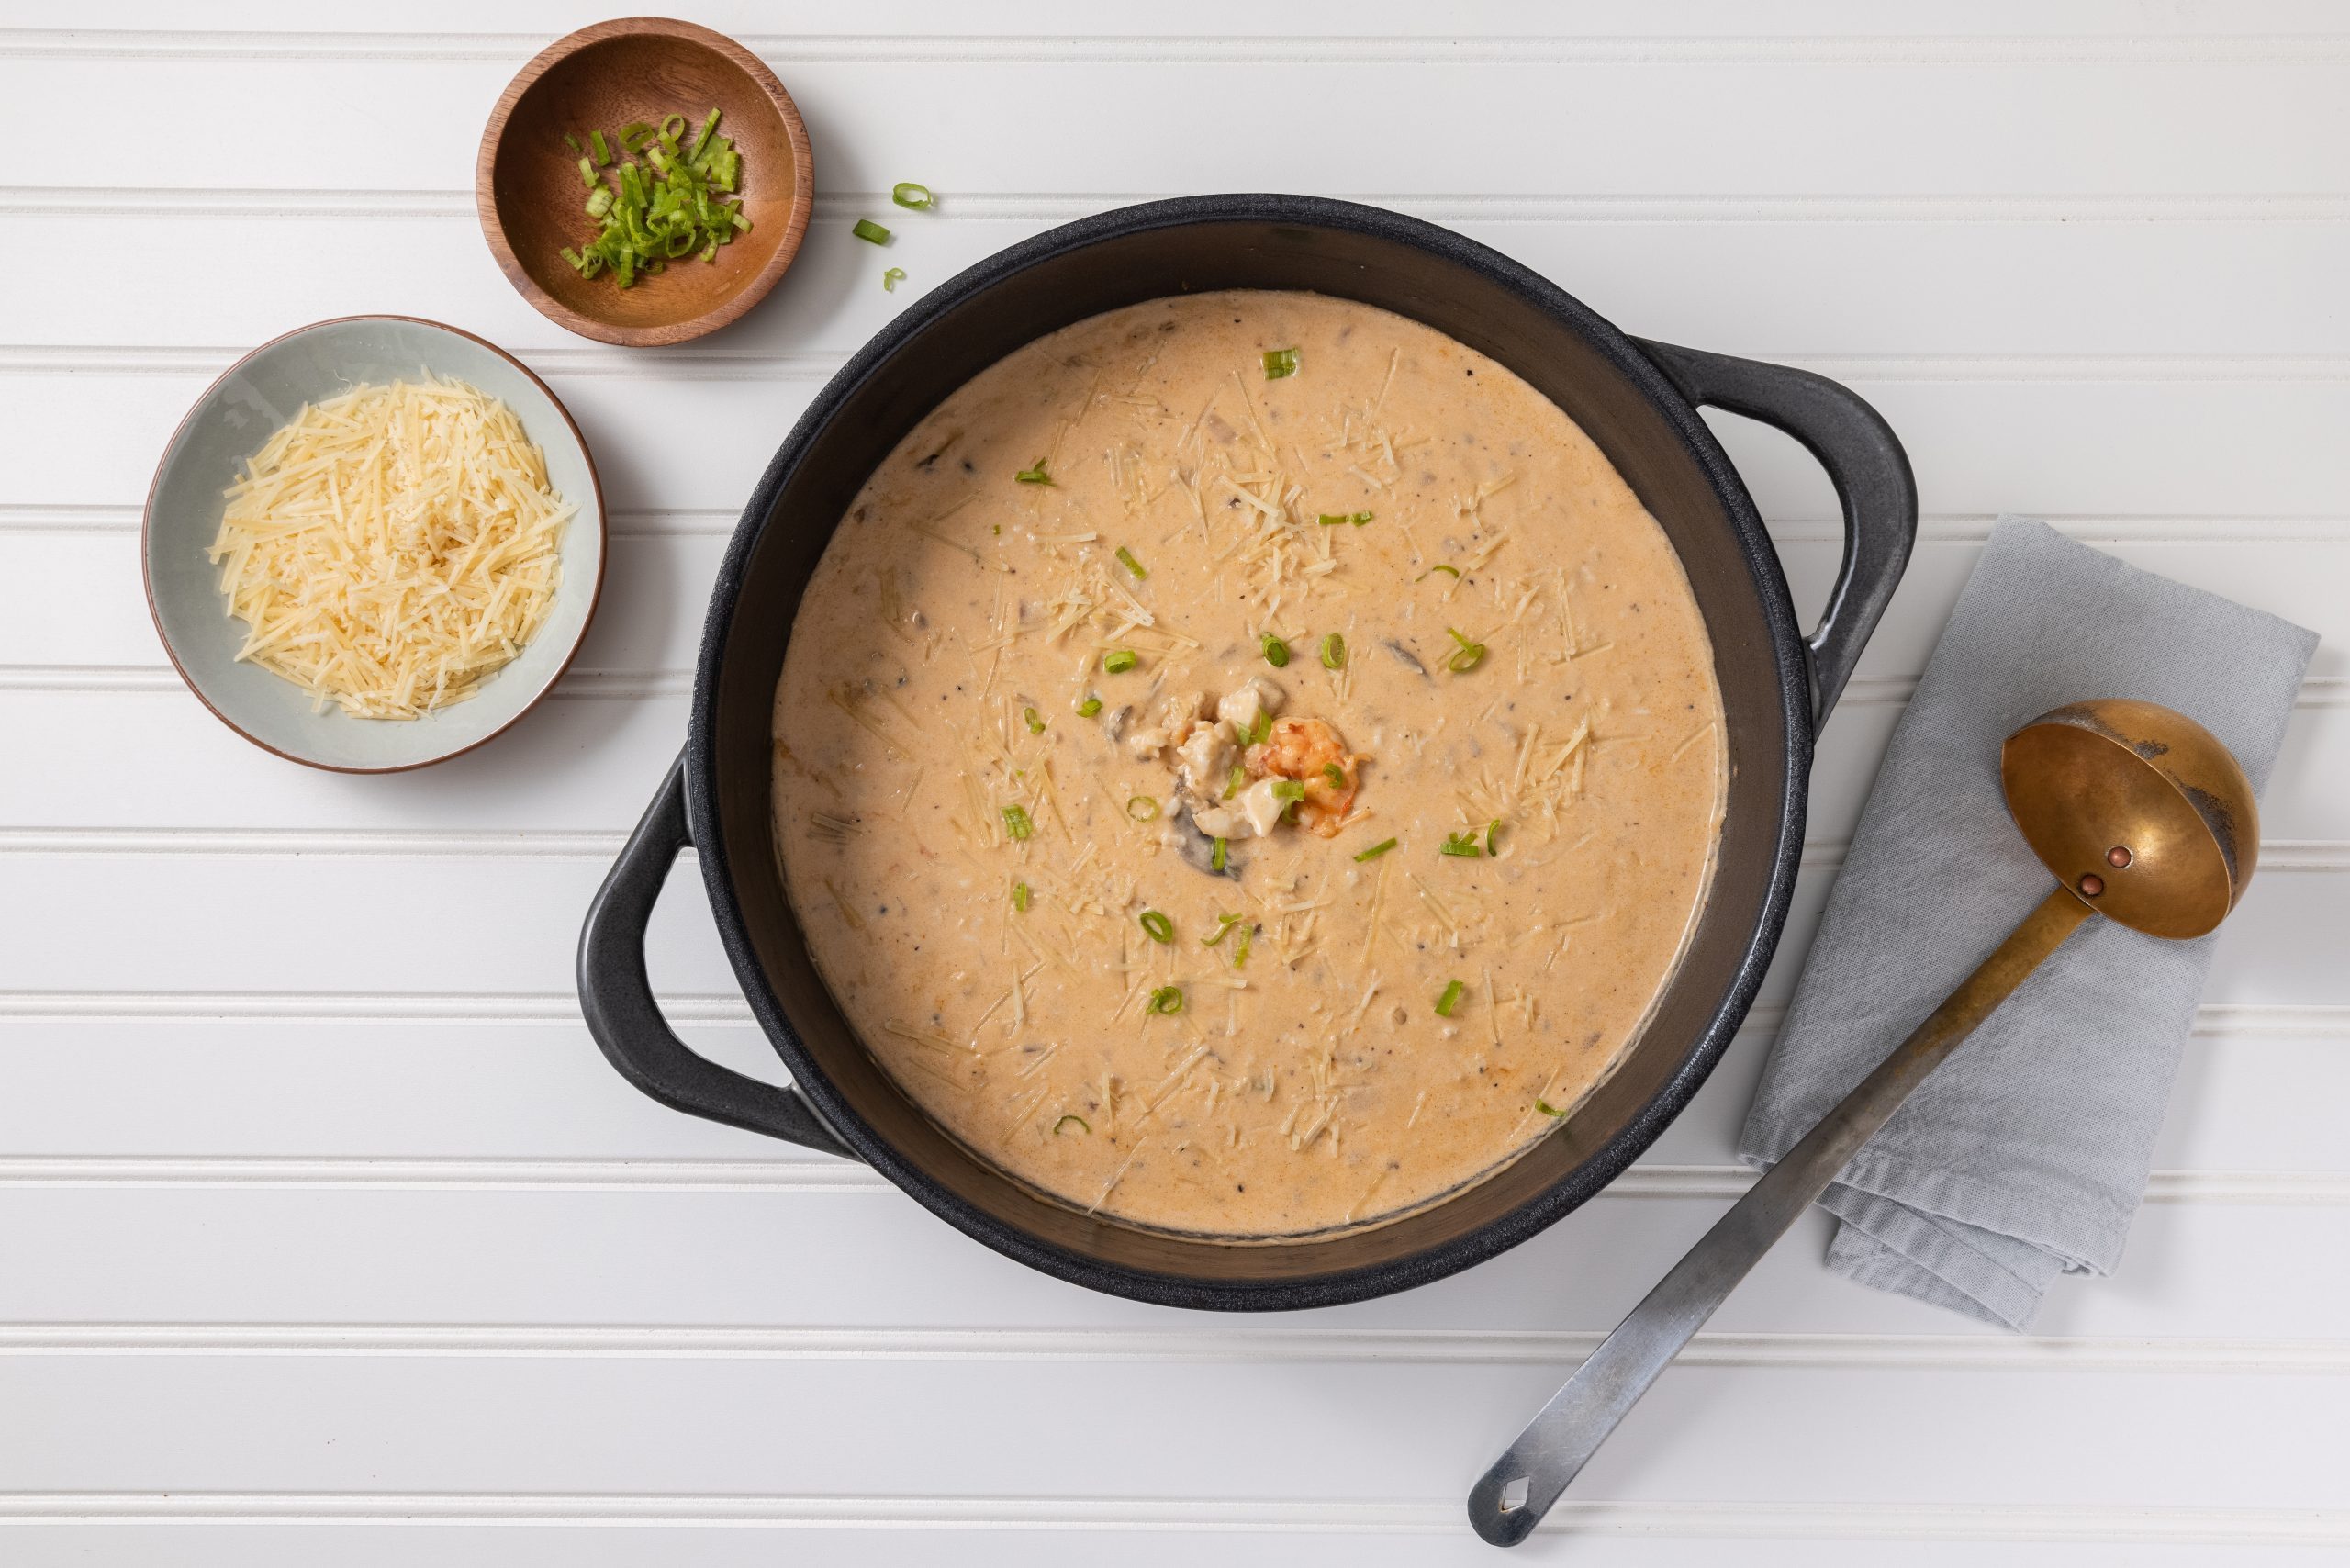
left=685, top=194, right=1809, bottom=1310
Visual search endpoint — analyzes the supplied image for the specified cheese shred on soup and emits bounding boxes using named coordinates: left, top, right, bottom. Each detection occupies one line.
left=773, top=291, right=1725, bottom=1238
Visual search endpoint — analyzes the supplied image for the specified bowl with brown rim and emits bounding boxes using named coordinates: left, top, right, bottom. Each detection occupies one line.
left=476, top=17, right=815, bottom=347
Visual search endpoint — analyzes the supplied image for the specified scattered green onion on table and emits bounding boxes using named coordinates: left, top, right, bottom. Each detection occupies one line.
left=557, top=107, right=750, bottom=289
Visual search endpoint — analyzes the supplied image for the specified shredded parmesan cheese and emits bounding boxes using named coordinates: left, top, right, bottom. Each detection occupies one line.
left=207, top=377, right=574, bottom=719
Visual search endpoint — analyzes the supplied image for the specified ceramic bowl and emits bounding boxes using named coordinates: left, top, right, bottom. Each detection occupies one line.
left=142, top=315, right=606, bottom=772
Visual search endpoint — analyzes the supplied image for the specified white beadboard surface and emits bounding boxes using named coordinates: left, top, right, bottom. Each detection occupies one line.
left=4, top=3, right=2348, bottom=1562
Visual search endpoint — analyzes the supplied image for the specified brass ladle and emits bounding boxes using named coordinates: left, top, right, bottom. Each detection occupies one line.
left=1467, top=698, right=2259, bottom=1548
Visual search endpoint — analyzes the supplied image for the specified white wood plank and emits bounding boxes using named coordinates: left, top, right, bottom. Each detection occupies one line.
left=1, top=685, right=2344, bottom=861
left=11, top=526, right=2341, bottom=690
left=17, top=362, right=2350, bottom=540
left=28, top=1, right=2350, bottom=41
left=6, top=52, right=2345, bottom=198
left=0, top=1352, right=2344, bottom=1514
left=4, top=1014, right=2340, bottom=1175
left=1, top=1179, right=2346, bottom=1340
left=6, top=1520, right=2338, bottom=1568
left=20, top=212, right=2350, bottom=363
left=0, top=846, right=2337, bottom=1006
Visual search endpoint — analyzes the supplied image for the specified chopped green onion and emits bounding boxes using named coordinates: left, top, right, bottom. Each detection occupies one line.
left=659, top=113, right=688, bottom=143
left=688, top=108, right=722, bottom=161
left=1270, top=779, right=1306, bottom=801
left=1103, top=648, right=1138, bottom=674
left=1012, top=881, right=1032, bottom=912
left=1054, top=1114, right=1091, bottom=1135
left=1536, top=1099, right=1565, bottom=1119
left=1203, top=913, right=1244, bottom=946
left=1126, top=795, right=1159, bottom=822
left=1435, top=980, right=1466, bottom=1017
left=1115, top=545, right=1148, bottom=580
left=1322, top=763, right=1346, bottom=788
left=1224, top=765, right=1246, bottom=800
left=564, top=132, right=582, bottom=153
left=1247, top=711, right=1271, bottom=746
left=1002, top=804, right=1035, bottom=841
left=1232, top=924, right=1253, bottom=968
left=1024, top=707, right=1046, bottom=734
left=882, top=266, right=906, bottom=292
left=1147, top=985, right=1185, bottom=1015
left=1317, top=510, right=1373, bottom=526
left=1445, top=628, right=1487, bottom=673
left=1016, top=459, right=1054, bottom=486
left=1320, top=633, right=1348, bottom=670
left=1138, top=910, right=1175, bottom=944
left=1262, top=347, right=1299, bottom=379
left=1353, top=837, right=1398, bottom=862
left=1211, top=836, right=1228, bottom=872
left=853, top=218, right=892, bottom=245
left=1077, top=695, right=1103, bottom=718
left=558, top=106, right=749, bottom=292
left=1260, top=633, right=1290, bottom=667
left=1440, top=830, right=1482, bottom=857
left=1417, top=564, right=1461, bottom=583
left=891, top=181, right=935, bottom=210
left=1484, top=818, right=1502, bottom=855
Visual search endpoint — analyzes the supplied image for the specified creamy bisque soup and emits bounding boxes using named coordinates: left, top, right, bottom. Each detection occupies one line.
left=772, top=290, right=1724, bottom=1238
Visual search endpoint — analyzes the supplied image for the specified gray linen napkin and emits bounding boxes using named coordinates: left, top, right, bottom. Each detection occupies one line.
left=1737, top=517, right=2317, bottom=1329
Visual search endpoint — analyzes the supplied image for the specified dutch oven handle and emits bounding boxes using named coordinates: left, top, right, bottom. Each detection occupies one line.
left=1634, top=339, right=1917, bottom=726
left=578, top=756, right=858, bottom=1159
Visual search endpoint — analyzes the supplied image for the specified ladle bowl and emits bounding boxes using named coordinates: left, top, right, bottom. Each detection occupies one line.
left=1468, top=698, right=2259, bottom=1546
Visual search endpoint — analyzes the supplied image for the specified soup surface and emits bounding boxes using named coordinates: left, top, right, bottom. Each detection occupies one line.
left=772, top=289, right=1724, bottom=1237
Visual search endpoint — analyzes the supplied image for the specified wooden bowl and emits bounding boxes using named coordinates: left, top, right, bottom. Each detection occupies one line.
left=476, top=17, right=814, bottom=346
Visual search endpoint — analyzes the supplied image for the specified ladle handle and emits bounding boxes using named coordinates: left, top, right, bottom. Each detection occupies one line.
left=1466, top=886, right=2093, bottom=1548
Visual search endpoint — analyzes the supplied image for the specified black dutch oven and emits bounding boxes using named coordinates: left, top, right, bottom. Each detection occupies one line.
left=579, top=195, right=1916, bottom=1311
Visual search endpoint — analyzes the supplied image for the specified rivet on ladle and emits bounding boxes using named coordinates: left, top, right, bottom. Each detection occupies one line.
left=2078, top=873, right=2105, bottom=898
left=2107, top=846, right=2133, bottom=868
